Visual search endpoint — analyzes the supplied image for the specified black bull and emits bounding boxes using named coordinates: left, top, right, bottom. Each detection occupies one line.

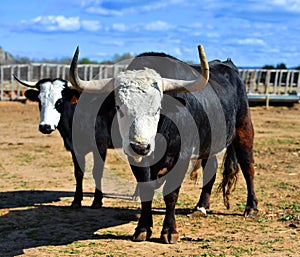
left=22, top=79, right=118, bottom=208
left=70, top=52, right=258, bottom=244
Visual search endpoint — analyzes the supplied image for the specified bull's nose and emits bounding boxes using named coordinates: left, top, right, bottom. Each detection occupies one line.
left=130, top=143, right=150, bottom=156
left=39, top=124, right=54, bottom=134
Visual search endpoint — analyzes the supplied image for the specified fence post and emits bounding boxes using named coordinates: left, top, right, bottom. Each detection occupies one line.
left=10, top=66, right=14, bottom=100
left=0, top=66, right=3, bottom=100
left=265, top=70, right=271, bottom=108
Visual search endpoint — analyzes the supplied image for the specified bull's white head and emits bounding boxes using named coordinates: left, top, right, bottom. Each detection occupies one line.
left=14, top=76, right=76, bottom=134
left=69, top=45, right=209, bottom=162
left=114, top=68, right=163, bottom=160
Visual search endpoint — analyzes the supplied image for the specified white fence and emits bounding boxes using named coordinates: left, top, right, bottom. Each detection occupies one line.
left=239, top=69, right=300, bottom=104
left=1, top=63, right=300, bottom=104
left=0, top=63, right=126, bottom=100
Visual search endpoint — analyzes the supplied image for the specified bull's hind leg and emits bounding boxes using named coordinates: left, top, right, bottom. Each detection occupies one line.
left=195, top=156, right=218, bottom=215
left=235, top=111, right=258, bottom=217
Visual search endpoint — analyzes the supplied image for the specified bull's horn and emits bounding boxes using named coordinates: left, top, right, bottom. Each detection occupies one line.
left=66, top=82, right=79, bottom=90
left=69, top=46, right=114, bottom=92
left=162, top=45, right=209, bottom=92
left=13, top=75, right=37, bottom=88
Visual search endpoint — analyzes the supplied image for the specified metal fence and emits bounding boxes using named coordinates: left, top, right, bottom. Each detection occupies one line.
left=1, top=63, right=300, bottom=104
left=239, top=69, right=300, bottom=105
left=0, top=63, right=127, bottom=100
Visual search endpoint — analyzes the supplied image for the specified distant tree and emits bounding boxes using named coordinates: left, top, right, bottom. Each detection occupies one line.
left=276, top=63, right=287, bottom=69
left=38, top=58, right=58, bottom=64
left=99, top=53, right=135, bottom=64
left=112, top=53, right=135, bottom=63
left=58, top=57, right=72, bottom=65
left=262, top=65, right=275, bottom=69
left=15, top=57, right=31, bottom=64
left=295, top=65, right=300, bottom=70
left=100, top=60, right=114, bottom=64
left=79, top=57, right=98, bottom=64
left=6, top=50, right=136, bottom=65
left=262, top=63, right=287, bottom=69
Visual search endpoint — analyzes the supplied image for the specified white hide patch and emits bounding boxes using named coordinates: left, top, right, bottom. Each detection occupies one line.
left=115, top=68, right=163, bottom=157
left=38, top=80, right=65, bottom=130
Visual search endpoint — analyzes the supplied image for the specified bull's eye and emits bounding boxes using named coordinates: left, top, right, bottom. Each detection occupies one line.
left=115, top=105, right=124, bottom=118
left=154, top=107, right=161, bottom=115
left=151, top=107, right=161, bottom=116
left=55, top=98, right=64, bottom=113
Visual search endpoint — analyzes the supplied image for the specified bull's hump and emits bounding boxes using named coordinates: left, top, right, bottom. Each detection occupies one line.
left=127, top=54, right=199, bottom=80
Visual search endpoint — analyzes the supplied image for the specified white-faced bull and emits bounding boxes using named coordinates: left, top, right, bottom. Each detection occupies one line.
left=69, top=45, right=258, bottom=244
left=14, top=76, right=117, bottom=208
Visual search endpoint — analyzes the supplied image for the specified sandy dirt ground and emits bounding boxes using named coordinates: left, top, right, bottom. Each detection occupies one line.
left=0, top=101, right=299, bottom=257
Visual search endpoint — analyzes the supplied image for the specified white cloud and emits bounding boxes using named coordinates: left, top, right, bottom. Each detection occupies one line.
left=139, top=2, right=168, bottom=12
left=18, top=16, right=102, bottom=32
left=207, top=32, right=220, bottom=38
left=83, top=0, right=187, bottom=16
left=237, top=38, right=265, bottom=45
left=111, top=23, right=127, bottom=32
left=22, top=16, right=81, bottom=32
left=85, top=6, right=123, bottom=16
left=172, top=47, right=182, bottom=56
left=144, top=20, right=173, bottom=31
left=82, top=20, right=101, bottom=31
left=270, top=0, right=300, bottom=12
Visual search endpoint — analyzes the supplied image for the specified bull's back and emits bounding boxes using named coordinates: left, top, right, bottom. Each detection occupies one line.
left=158, top=59, right=248, bottom=159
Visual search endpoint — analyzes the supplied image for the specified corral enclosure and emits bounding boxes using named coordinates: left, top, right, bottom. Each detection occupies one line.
left=0, top=100, right=299, bottom=256
left=1, top=63, right=300, bottom=105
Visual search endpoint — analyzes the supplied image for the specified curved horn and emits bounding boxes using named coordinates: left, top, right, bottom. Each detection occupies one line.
left=13, top=74, right=37, bottom=88
left=66, top=81, right=79, bottom=90
left=162, top=45, right=209, bottom=92
left=69, top=46, right=114, bottom=92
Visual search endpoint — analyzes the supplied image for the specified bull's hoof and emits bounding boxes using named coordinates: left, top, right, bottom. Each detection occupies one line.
left=196, top=206, right=207, bottom=216
left=91, top=201, right=103, bottom=209
left=244, top=207, right=259, bottom=218
left=161, top=232, right=179, bottom=244
left=132, top=230, right=152, bottom=242
left=71, top=201, right=82, bottom=209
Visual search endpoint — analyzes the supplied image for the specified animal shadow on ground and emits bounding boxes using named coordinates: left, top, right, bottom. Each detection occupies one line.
left=0, top=190, right=137, bottom=257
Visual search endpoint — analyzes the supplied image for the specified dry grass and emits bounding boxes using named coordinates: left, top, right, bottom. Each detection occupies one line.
left=0, top=101, right=299, bottom=257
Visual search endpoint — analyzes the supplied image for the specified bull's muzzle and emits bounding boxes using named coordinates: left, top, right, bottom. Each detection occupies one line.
left=39, top=124, right=55, bottom=134
left=130, top=142, right=151, bottom=156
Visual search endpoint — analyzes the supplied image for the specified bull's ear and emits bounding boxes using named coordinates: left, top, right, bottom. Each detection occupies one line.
left=161, top=96, right=187, bottom=113
left=25, top=89, right=39, bottom=102
left=62, top=89, right=80, bottom=104
left=70, top=95, right=79, bottom=104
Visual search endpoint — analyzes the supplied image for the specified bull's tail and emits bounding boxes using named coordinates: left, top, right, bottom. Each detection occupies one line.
left=218, top=143, right=239, bottom=209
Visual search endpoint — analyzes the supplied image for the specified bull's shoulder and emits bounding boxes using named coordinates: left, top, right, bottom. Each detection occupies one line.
left=190, top=59, right=238, bottom=77
left=130, top=53, right=199, bottom=80
left=208, top=59, right=241, bottom=86
left=209, top=58, right=238, bottom=73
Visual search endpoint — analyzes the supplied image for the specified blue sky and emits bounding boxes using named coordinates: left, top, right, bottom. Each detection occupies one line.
left=0, top=0, right=299, bottom=67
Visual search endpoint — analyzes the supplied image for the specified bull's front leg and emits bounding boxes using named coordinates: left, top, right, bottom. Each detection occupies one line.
left=91, top=148, right=106, bottom=209
left=160, top=157, right=189, bottom=244
left=71, top=151, right=85, bottom=208
left=161, top=187, right=180, bottom=244
left=130, top=161, right=154, bottom=241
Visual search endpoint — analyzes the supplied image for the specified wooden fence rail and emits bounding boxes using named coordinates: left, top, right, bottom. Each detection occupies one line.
left=1, top=63, right=300, bottom=104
